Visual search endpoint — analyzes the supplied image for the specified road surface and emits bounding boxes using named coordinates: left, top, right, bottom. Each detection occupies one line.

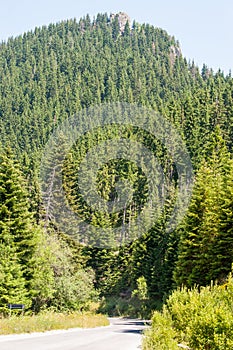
left=0, top=318, right=148, bottom=350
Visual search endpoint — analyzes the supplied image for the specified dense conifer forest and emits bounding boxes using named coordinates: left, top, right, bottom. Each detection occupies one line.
left=0, top=12, right=232, bottom=318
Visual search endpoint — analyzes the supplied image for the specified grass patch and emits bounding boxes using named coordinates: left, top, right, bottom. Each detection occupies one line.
left=0, top=311, right=109, bottom=335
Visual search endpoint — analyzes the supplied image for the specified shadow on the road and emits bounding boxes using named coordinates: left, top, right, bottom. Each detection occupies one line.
left=113, top=320, right=147, bottom=327
left=116, top=329, right=144, bottom=335
left=112, top=319, right=149, bottom=336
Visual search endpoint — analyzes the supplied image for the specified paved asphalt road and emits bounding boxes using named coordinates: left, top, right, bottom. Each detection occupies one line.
left=0, top=318, right=148, bottom=350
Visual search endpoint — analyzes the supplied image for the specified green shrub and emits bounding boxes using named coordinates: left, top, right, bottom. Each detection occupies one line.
left=99, top=296, right=131, bottom=316
left=143, top=273, right=233, bottom=349
left=143, top=311, right=178, bottom=350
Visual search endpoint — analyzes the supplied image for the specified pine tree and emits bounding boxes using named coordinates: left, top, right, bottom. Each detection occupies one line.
left=174, top=133, right=233, bottom=287
left=209, top=158, right=233, bottom=281
left=0, top=149, right=37, bottom=290
left=174, top=163, right=215, bottom=287
left=0, top=243, right=30, bottom=313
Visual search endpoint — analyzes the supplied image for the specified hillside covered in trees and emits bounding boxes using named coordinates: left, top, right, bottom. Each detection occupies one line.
left=0, top=12, right=232, bottom=316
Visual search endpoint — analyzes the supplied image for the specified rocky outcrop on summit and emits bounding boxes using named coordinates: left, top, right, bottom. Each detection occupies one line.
left=110, top=12, right=131, bottom=33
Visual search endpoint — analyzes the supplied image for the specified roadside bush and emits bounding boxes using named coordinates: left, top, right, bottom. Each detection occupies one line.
left=32, top=232, right=98, bottom=313
left=143, top=310, right=178, bottom=350
left=143, top=272, right=233, bottom=349
left=99, top=296, right=131, bottom=316
left=52, top=269, right=98, bottom=311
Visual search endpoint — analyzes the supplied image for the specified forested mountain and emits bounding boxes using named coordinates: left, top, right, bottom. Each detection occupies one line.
left=0, top=12, right=232, bottom=314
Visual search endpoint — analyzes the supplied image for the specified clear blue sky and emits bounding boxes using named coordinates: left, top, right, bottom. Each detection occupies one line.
left=0, top=0, right=232, bottom=73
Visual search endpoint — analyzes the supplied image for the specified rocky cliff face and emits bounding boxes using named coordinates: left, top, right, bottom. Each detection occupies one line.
left=110, top=12, right=131, bottom=33
left=169, top=44, right=182, bottom=65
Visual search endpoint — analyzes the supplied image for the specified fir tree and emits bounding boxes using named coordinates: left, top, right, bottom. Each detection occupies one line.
left=0, top=149, right=37, bottom=290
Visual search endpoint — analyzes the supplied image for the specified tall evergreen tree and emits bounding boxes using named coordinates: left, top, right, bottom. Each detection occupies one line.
left=0, top=243, right=30, bottom=313
left=0, top=149, right=37, bottom=290
left=174, top=132, right=233, bottom=287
